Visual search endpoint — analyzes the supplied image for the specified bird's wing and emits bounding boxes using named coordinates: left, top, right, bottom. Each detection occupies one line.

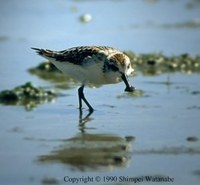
left=32, top=46, right=117, bottom=65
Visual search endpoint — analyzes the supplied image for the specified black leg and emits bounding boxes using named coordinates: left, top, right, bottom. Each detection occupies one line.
left=78, top=85, right=94, bottom=112
left=78, top=86, right=83, bottom=109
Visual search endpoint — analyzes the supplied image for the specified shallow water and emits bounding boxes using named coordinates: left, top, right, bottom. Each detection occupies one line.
left=0, top=0, right=200, bottom=185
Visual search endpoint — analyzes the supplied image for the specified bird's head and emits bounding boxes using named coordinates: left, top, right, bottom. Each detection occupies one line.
left=108, top=53, right=134, bottom=75
left=108, top=53, right=135, bottom=92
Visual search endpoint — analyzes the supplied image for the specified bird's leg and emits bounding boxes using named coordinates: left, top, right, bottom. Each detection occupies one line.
left=78, top=86, right=83, bottom=110
left=78, top=85, right=94, bottom=112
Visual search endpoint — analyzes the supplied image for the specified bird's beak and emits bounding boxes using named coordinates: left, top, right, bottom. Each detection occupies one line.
left=121, top=73, right=135, bottom=92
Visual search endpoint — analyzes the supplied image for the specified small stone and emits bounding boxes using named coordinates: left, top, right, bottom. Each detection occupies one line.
left=186, top=136, right=198, bottom=142
left=113, top=156, right=126, bottom=163
left=79, top=13, right=92, bottom=23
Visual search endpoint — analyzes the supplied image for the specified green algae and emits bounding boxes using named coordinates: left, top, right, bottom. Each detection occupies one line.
left=0, top=82, right=56, bottom=110
left=125, top=52, right=200, bottom=75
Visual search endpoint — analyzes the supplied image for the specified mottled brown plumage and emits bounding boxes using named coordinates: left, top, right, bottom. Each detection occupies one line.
left=32, top=46, right=121, bottom=65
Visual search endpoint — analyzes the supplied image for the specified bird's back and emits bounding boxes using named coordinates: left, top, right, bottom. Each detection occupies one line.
left=32, top=46, right=120, bottom=65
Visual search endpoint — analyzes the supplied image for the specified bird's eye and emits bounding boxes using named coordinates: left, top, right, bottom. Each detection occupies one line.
left=127, top=64, right=131, bottom=69
left=110, top=64, right=119, bottom=72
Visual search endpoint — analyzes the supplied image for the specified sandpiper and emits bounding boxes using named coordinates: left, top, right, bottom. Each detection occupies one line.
left=32, top=46, right=135, bottom=112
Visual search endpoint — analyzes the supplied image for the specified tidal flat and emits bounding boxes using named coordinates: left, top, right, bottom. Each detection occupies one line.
left=0, top=0, right=200, bottom=185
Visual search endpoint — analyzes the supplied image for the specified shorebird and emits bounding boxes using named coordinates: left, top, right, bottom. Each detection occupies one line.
left=32, top=46, right=135, bottom=112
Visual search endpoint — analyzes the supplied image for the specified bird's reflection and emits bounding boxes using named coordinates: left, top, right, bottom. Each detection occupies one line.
left=37, top=132, right=134, bottom=171
left=79, top=109, right=94, bottom=128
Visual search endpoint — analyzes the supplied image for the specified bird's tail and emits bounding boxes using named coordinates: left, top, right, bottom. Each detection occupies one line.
left=31, top=47, right=55, bottom=58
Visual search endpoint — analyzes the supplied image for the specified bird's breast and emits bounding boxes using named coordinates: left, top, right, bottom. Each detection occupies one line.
left=51, top=60, right=121, bottom=86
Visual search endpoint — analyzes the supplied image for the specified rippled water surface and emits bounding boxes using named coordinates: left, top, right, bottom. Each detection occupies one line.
left=0, top=0, right=200, bottom=185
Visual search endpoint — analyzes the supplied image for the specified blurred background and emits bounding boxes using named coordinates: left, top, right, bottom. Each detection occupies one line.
left=0, top=0, right=200, bottom=185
